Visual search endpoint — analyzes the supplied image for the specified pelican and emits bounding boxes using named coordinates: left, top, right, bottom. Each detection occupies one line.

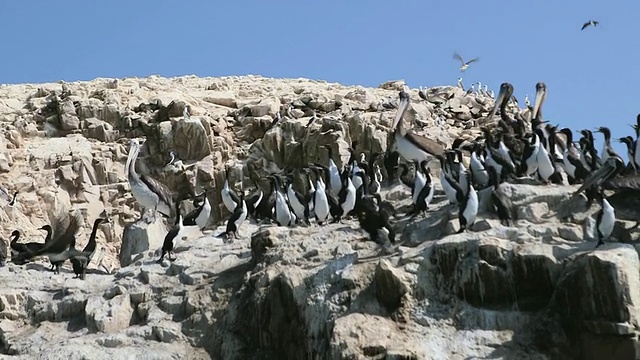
left=127, top=139, right=174, bottom=223
left=453, top=52, right=479, bottom=72
left=391, top=90, right=445, bottom=164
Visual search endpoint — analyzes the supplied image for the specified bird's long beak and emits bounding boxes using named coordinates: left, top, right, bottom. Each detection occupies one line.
left=391, top=92, right=410, bottom=129
left=488, top=85, right=509, bottom=120
left=532, top=86, right=546, bottom=121
left=573, top=158, right=618, bottom=197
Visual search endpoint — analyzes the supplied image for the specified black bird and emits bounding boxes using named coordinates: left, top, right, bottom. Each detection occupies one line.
left=581, top=20, right=599, bottom=30
left=70, top=217, right=109, bottom=280
left=10, top=229, right=46, bottom=257
left=487, top=166, right=517, bottom=226
left=356, top=195, right=396, bottom=246
left=15, top=214, right=80, bottom=274
left=157, top=203, right=184, bottom=263
left=383, top=149, right=400, bottom=185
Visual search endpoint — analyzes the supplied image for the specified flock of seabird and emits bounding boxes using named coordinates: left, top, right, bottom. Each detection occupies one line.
left=0, top=65, right=632, bottom=280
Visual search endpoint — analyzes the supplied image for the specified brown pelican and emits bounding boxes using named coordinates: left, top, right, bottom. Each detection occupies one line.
left=453, top=52, right=479, bottom=72
left=127, top=139, right=174, bottom=223
left=581, top=20, right=599, bottom=30
left=391, top=90, right=445, bottom=163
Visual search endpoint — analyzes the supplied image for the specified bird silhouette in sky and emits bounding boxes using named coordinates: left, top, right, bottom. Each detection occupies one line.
left=453, top=52, right=479, bottom=72
left=581, top=20, right=599, bottom=31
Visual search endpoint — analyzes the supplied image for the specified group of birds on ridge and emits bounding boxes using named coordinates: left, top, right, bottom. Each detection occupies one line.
left=2, top=71, right=638, bottom=278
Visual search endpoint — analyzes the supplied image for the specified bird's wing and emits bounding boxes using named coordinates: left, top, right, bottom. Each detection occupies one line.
left=140, top=174, right=175, bottom=210
left=581, top=22, right=590, bottom=30
left=183, top=206, right=201, bottom=226
left=603, top=174, right=640, bottom=191
left=453, top=52, right=464, bottom=65
left=465, top=58, right=479, bottom=65
left=573, top=158, right=621, bottom=195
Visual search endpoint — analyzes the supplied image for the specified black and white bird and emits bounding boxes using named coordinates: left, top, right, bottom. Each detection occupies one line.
left=412, top=161, right=434, bottom=216
left=225, top=191, right=247, bottom=239
left=271, top=176, right=293, bottom=227
left=595, top=198, right=615, bottom=248
left=221, top=167, right=240, bottom=213
left=183, top=191, right=212, bottom=230
left=581, top=20, right=599, bottom=30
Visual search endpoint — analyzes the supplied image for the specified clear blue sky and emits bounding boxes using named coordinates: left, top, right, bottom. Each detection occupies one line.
left=1, top=1, right=638, bottom=156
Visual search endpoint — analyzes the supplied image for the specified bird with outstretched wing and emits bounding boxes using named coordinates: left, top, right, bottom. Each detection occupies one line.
left=581, top=20, right=599, bottom=30
left=453, top=52, right=479, bottom=72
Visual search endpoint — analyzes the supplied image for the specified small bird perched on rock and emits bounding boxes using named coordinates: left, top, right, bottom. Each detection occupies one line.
left=453, top=52, right=479, bottom=72
left=581, top=20, right=599, bottom=30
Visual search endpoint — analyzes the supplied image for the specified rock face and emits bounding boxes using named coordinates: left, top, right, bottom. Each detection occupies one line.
left=0, top=75, right=638, bottom=359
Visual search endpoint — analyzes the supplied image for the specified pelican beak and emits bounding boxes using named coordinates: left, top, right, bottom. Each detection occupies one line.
left=488, top=84, right=509, bottom=120
left=391, top=91, right=410, bottom=129
left=573, top=157, right=620, bottom=197
left=532, top=85, right=546, bottom=121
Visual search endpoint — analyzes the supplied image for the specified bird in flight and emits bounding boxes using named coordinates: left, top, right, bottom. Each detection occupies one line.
left=453, top=52, right=479, bottom=72
left=581, top=20, right=599, bottom=30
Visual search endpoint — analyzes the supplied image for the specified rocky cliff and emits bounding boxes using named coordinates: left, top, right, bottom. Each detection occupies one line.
left=0, top=75, right=637, bottom=359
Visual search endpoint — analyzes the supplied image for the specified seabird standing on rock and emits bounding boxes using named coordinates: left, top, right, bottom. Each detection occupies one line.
left=127, top=139, right=174, bottom=223
left=322, top=145, right=342, bottom=196
left=225, top=190, right=247, bottom=239
left=221, top=167, right=240, bottom=213
left=183, top=190, right=211, bottom=230
left=391, top=90, right=445, bottom=164
left=157, top=203, right=184, bottom=263
left=70, top=217, right=109, bottom=280
left=595, top=197, right=615, bottom=248
left=453, top=52, right=479, bottom=72
left=336, top=173, right=356, bottom=222
left=286, top=176, right=309, bottom=225
left=310, top=167, right=331, bottom=225
left=16, top=213, right=81, bottom=274
left=271, top=175, right=293, bottom=227
left=487, top=166, right=516, bottom=226
left=449, top=170, right=477, bottom=233
left=412, top=161, right=434, bottom=216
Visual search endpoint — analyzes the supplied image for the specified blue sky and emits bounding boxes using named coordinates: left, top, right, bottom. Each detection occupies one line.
left=1, top=1, right=637, bottom=156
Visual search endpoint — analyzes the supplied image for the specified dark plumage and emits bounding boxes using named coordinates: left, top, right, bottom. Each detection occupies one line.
left=581, top=20, right=599, bottom=30
left=13, top=213, right=80, bottom=274
left=70, top=217, right=109, bottom=280
left=158, top=203, right=183, bottom=263
left=356, top=195, right=396, bottom=246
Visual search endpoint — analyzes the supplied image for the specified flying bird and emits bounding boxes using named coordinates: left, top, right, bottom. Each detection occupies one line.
left=453, top=52, right=479, bottom=72
left=581, top=20, right=599, bottom=30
